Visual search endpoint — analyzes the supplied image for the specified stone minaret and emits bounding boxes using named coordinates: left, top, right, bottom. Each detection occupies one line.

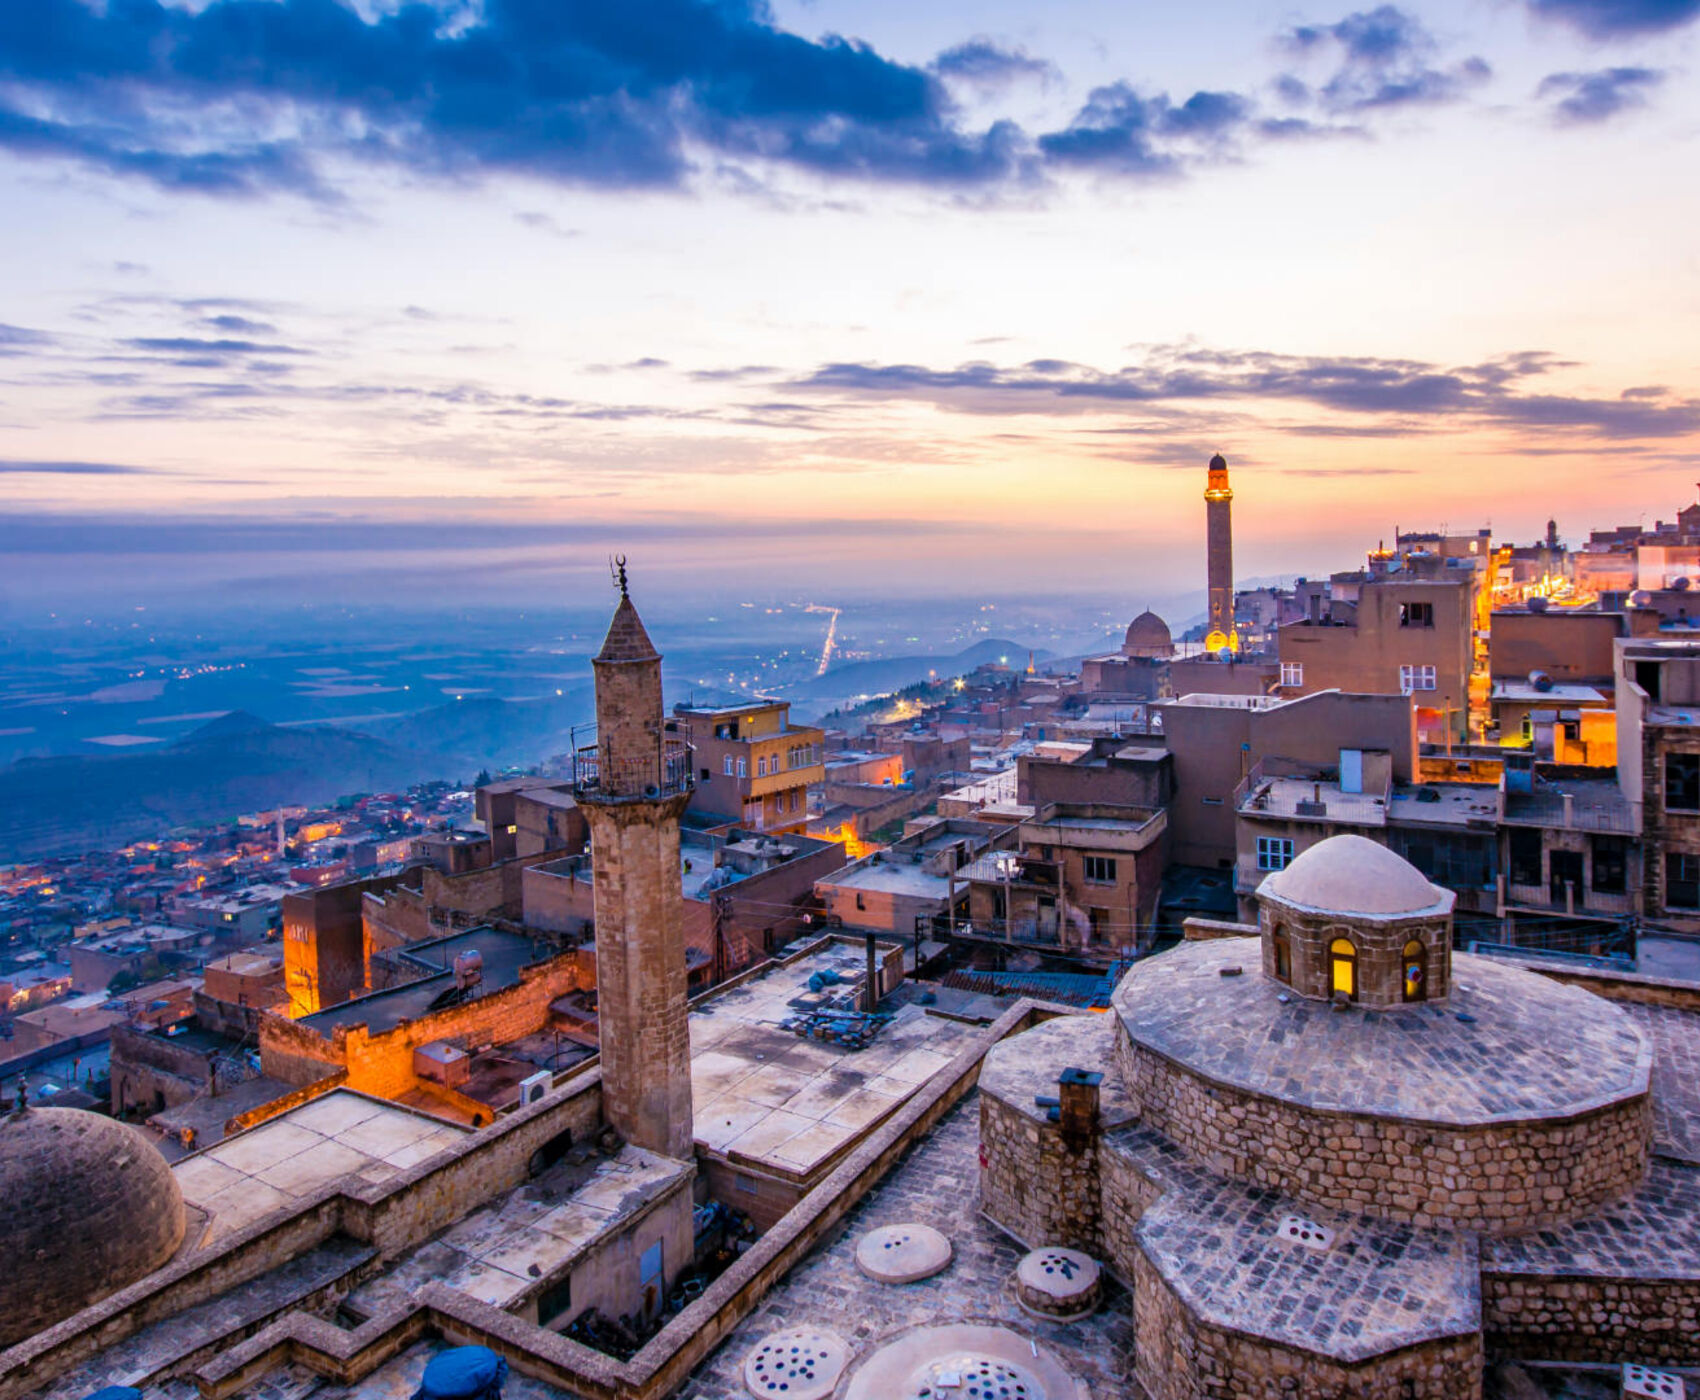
left=1204, top=452, right=1237, bottom=651
left=575, top=564, right=696, bottom=1160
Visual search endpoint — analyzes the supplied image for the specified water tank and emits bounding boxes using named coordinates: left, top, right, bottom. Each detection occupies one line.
left=1527, top=596, right=1550, bottom=614
left=1632, top=590, right=1654, bottom=608
left=1676, top=577, right=1693, bottom=593
left=1529, top=671, right=1555, bottom=693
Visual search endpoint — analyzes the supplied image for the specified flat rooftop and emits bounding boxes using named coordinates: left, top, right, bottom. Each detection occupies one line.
left=344, top=1144, right=690, bottom=1316
left=1491, top=682, right=1608, bottom=704
left=689, top=944, right=978, bottom=1178
left=299, top=927, right=557, bottom=1037
left=1502, top=778, right=1637, bottom=832
left=174, top=1089, right=469, bottom=1246
left=819, top=857, right=949, bottom=899
left=1239, top=775, right=1389, bottom=826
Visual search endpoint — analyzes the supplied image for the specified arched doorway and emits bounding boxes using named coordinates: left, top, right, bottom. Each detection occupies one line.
left=1272, top=927, right=1291, bottom=984
left=1329, top=937, right=1357, bottom=999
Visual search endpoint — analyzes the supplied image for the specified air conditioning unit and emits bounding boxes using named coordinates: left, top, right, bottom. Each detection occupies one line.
left=518, top=1070, right=551, bottom=1107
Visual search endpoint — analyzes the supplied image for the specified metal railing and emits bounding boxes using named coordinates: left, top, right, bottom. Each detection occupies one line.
left=572, top=739, right=694, bottom=802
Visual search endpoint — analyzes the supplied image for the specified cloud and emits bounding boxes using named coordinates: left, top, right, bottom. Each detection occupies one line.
left=0, top=459, right=165, bottom=474
left=1279, top=6, right=1491, bottom=112
left=1038, top=83, right=1253, bottom=175
left=1525, top=0, right=1700, bottom=37
left=1537, top=67, right=1664, bottom=124
left=0, top=0, right=1029, bottom=198
left=933, top=39, right=1055, bottom=89
left=790, top=345, right=1700, bottom=438
left=202, top=313, right=277, bottom=334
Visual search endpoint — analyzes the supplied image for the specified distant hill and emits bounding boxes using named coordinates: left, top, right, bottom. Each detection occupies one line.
left=0, top=715, right=442, bottom=862
left=778, top=639, right=1045, bottom=709
left=366, top=687, right=594, bottom=771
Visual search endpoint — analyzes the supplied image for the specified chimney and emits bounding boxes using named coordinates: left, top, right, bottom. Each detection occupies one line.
left=1057, top=1067, right=1103, bottom=1153
left=864, top=930, right=879, bottom=1012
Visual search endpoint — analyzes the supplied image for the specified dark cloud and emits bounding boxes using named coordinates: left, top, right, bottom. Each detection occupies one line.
left=1039, top=83, right=1252, bottom=174
left=0, top=322, right=55, bottom=351
left=0, top=459, right=165, bottom=474
left=0, top=0, right=1027, bottom=197
left=1537, top=67, right=1664, bottom=124
left=1526, top=0, right=1700, bottom=36
left=790, top=346, right=1700, bottom=439
left=120, top=336, right=310, bottom=358
left=1280, top=6, right=1491, bottom=112
left=201, top=313, right=278, bottom=334
left=933, top=39, right=1055, bottom=88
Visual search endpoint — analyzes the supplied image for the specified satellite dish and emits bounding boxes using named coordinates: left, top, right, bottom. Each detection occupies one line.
left=1632, top=590, right=1653, bottom=608
left=1675, top=577, right=1693, bottom=593
left=1527, top=596, right=1550, bottom=614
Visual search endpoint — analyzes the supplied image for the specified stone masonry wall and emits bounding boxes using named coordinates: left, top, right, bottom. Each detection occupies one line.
left=977, top=1093, right=1102, bottom=1251
left=1134, top=1250, right=1484, bottom=1400
left=1118, top=1037, right=1651, bottom=1234
left=1482, top=1274, right=1700, bottom=1366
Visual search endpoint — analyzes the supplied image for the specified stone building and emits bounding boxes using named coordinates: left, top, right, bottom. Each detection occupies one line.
left=976, top=833, right=1700, bottom=1398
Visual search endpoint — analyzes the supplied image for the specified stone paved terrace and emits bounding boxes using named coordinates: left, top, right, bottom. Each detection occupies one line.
left=38, top=1237, right=374, bottom=1400
left=173, top=1089, right=469, bottom=1247
left=682, top=1092, right=1140, bottom=1400
left=1480, top=1159, right=1700, bottom=1280
left=1111, top=1123, right=1482, bottom=1363
left=1116, top=943, right=1651, bottom=1125
left=1620, top=1001, right=1700, bottom=1164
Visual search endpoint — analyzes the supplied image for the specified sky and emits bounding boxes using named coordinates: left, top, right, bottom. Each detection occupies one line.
left=1, top=0, right=1698, bottom=608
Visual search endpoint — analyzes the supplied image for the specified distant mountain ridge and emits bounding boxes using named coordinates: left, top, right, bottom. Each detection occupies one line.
left=777, top=638, right=1045, bottom=708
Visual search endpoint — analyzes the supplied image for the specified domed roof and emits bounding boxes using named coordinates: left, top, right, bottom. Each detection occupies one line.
left=0, top=1107, right=185, bottom=1347
left=1122, top=610, right=1173, bottom=658
left=1259, top=835, right=1449, bottom=917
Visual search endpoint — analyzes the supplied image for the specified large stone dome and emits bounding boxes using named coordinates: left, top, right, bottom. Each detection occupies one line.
left=1259, top=834, right=1449, bottom=917
left=1121, top=611, right=1173, bottom=659
left=0, top=1106, right=186, bottom=1347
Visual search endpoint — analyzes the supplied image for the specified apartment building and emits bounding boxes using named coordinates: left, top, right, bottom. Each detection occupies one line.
left=668, top=700, right=825, bottom=834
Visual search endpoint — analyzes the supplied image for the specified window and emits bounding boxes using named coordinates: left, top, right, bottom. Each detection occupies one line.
left=1666, top=753, right=1700, bottom=812
left=1329, top=937, right=1357, bottom=998
left=736, top=757, right=747, bottom=778
left=1272, top=929, right=1291, bottom=983
left=1399, top=601, right=1434, bottom=628
left=855, top=892, right=866, bottom=911
left=1083, top=855, right=1117, bottom=884
left=757, top=756, right=768, bottom=778
left=1402, top=939, right=1426, bottom=1002
left=1279, top=661, right=1303, bottom=688
left=1257, top=836, right=1295, bottom=871
left=723, top=755, right=734, bottom=777
left=1400, top=664, right=1437, bottom=693
left=1508, top=826, right=1543, bottom=886
left=1592, top=836, right=1628, bottom=894
left=1668, top=853, right=1700, bottom=910
left=701, top=767, right=712, bottom=781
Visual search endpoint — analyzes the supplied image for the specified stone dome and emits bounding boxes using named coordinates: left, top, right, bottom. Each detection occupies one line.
left=0, top=1107, right=186, bottom=1347
left=1260, top=835, right=1448, bottom=917
left=1121, top=611, right=1173, bottom=659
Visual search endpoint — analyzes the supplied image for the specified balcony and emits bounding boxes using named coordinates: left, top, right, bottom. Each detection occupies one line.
left=572, top=738, right=694, bottom=804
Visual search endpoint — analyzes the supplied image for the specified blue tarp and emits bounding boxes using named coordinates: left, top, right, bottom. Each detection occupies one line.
left=82, top=1389, right=143, bottom=1400
left=413, top=1346, right=508, bottom=1400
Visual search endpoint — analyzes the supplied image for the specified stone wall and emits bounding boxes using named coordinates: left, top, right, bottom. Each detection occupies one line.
left=977, top=1091, right=1103, bottom=1252
left=1133, top=1250, right=1484, bottom=1400
left=1261, top=902, right=1450, bottom=1008
left=1482, top=1274, right=1700, bottom=1366
left=1117, top=1036, right=1651, bottom=1234
left=260, top=952, right=586, bottom=1101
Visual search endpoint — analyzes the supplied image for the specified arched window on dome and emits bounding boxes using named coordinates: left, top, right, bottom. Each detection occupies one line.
left=1329, top=937, right=1357, bottom=999
left=1271, top=927, right=1291, bottom=984
left=1402, top=938, right=1426, bottom=1002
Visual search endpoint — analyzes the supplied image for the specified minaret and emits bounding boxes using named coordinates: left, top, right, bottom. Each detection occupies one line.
left=574, top=561, right=696, bottom=1160
left=1204, top=452, right=1238, bottom=653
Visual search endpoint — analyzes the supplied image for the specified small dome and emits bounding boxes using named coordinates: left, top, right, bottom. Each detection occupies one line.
left=1122, top=611, right=1173, bottom=659
left=0, top=1107, right=186, bottom=1347
left=1209, top=453, right=1227, bottom=470
left=1260, top=835, right=1447, bottom=917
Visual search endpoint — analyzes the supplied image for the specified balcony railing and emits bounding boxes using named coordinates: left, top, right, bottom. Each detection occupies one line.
left=572, top=738, right=694, bottom=803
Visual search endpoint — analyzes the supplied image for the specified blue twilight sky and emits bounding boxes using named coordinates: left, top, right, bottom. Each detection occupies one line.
left=0, top=0, right=1697, bottom=606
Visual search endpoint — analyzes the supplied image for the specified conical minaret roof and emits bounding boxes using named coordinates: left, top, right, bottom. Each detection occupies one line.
left=595, top=578, right=660, bottom=664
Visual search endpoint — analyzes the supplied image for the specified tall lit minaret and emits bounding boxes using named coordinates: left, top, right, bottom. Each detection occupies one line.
left=574, top=560, right=696, bottom=1160
left=1204, top=452, right=1238, bottom=653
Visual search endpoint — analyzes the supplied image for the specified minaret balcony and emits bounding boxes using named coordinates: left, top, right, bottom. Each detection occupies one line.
left=572, top=737, right=695, bottom=803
